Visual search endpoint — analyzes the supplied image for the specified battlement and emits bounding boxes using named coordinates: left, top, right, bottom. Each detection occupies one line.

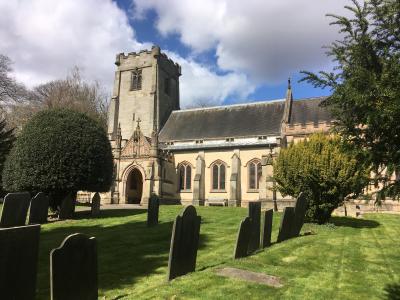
left=115, top=45, right=181, bottom=74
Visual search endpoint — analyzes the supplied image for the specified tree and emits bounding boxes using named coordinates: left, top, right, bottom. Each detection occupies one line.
left=300, top=0, right=400, bottom=198
left=2, top=109, right=113, bottom=211
left=0, top=118, right=14, bottom=195
left=0, top=54, right=27, bottom=105
left=273, top=134, right=369, bottom=224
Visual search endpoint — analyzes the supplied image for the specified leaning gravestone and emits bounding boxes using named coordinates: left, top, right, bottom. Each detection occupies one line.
left=248, top=201, right=261, bottom=253
left=167, top=205, right=201, bottom=281
left=147, top=194, right=159, bottom=227
left=233, top=216, right=252, bottom=259
left=261, top=209, right=273, bottom=248
left=0, top=224, right=41, bottom=300
left=51, top=233, right=97, bottom=300
left=91, top=193, right=101, bottom=217
left=277, top=207, right=295, bottom=243
left=59, top=193, right=76, bottom=220
left=29, top=192, right=49, bottom=224
left=291, top=193, right=308, bottom=237
left=0, top=192, right=31, bottom=227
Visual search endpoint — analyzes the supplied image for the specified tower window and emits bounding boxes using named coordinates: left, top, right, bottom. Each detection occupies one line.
left=131, top=69, right=142, bottom=91
left=164, top=77, right=170, bottom=95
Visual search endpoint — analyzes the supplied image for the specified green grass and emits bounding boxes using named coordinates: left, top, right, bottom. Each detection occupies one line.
left=1, top=204, right=400, bottom=299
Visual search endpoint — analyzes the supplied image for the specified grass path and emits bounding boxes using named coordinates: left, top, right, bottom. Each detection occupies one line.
left=1, top=204, right=399, bottom=299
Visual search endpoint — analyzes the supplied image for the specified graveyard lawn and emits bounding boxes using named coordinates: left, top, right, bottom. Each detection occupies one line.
left=0, top=204, right=399, bottom=299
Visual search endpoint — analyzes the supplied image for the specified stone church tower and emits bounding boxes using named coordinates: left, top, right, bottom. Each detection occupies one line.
left=107, top=46, right=181, bottom=204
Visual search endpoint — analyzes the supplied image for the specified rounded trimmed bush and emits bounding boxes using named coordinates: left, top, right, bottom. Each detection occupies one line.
left=3, top=109, right=113, bottom=210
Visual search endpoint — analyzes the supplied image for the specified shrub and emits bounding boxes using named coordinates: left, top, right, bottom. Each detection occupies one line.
left=273, top=133, right=369, bottom=224
left=3, top=109, right=113, bottom=210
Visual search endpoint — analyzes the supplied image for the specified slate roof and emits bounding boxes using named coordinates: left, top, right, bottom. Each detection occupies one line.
left=159, top=97, right=332, bottom=142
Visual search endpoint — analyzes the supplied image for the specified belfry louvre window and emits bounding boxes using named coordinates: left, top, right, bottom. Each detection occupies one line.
left=130, top=69, right=142, bottom=90
left=179, top=163, right=191, bottom=191
left=248, top=160, right=262, bottom=190
left=211, top=162, right=226, bottom=191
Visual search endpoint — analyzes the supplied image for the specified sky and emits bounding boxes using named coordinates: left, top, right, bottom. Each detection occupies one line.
left=0, top=0, right=351, bottom=108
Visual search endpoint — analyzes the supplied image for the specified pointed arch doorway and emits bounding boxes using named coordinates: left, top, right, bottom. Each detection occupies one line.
left=126, top=168, right=143, bottom=204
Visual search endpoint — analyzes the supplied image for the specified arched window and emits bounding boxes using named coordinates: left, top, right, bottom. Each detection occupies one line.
left=131, top=69, right=142, bottom=90
left=211, top=161, right=226, bottom=191
left=248, top=159, right=262, bottom=190
left=179, top=163, right=192, bottom=191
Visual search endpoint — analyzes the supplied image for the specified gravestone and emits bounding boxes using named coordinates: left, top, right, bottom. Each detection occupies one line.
left=0, top=224, right=41, bottom=300
left=29, top=192, right=49, bottom=224
left=277, top=207, right=295, bottom=243
left=167, top=205, right=201, bottom=281
left=291, top=193, right=308, bottom=237
left=261, top=209, right=273, bottom=248
left=91, top=193, right=101, bottom=217
left=0, top=192, right=31, bottom=227
left=248, top=201, right=261, bottom=253
left=51, top=233, right=97, bottom=300
left=147, top=194, right=159, bottom=227
left=233, top=216, right=252, bottom=259
left=59, top=193, right=76, bottom=220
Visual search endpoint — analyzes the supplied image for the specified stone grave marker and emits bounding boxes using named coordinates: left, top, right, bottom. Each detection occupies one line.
left=248, top=201, right=261, bottom=253
left=261, top=209, right=273, bottom=248
left=50, top=233, right=97, bottom=300
left=147, top=193, right=159, bottom=227
left=167, top=205, right=201, bottom=281
left=59, top=193, right=76, bottom=220
left=29, top=192, right=49, bottom=224
left=91, top=192, right=101, bottom=217
left=291, top=193, right=308, bottom=237
left=233, top=216, right=252, bottom=259
left=0, top=192, right=31, bottom=227
left=0, top=224, right=41, bottom=300
left=277, top=207, right=295, bottom=243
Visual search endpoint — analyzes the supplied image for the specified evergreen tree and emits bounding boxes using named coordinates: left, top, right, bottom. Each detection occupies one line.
left=0, top=118, right=14, bottom=195
left=301, top=0, right=400, bottom=198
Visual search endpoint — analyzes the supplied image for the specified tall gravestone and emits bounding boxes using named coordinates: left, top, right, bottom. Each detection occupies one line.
left=0, top=224, right=41, bottom=300
left=261, top=209, right=273, bottom=248
left=51, top=233, right=97, bottom=300
left=147, top=194, right=159, bottom=227
left=167, top=205, right=201, bottom=281
left=248, top=201, right=261, bottom=253
left=0, top=192, right=31, bottom=227
left=233, top=216, right=252, bottom=259
left=292, top=193, right=308, bottom=237
left=59, top=193, right=76, bottom=220
left=91, top=193, right=101, bottom=217
left=29, top=192, right=49, bottom=224
left=277, top=207, right=295, bottom=243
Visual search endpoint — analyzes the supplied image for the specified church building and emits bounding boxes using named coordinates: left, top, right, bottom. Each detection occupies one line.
left=105, top=46, right=333, bottom=208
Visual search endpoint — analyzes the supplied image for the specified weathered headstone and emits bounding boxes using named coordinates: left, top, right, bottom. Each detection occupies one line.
left=51, top=233, right=97, bottom=300
left=0, top=224, right=41, bottom=300
left=29, top=192, right=49, bottom=224
left=167, top=205, right=201, bottom=281
left=261, top=209, right=273, bottom=248
left=277, top=207, right=295, bottom=243
left=59, top=193, right=76, bottom=220
left=0, top=192, right=31, bottom=227
left=291, top=193, right=308, bottom=237
left=91, top=192, right=101, bottom=217
left=248, top=201, right=261, bottom=253
left=233, top=216, right=252, bottom=259
left=147, top=193, right=159, bottom=227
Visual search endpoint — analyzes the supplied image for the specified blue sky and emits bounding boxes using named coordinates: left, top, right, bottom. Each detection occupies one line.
left=0, top=0, right=349, bottom=107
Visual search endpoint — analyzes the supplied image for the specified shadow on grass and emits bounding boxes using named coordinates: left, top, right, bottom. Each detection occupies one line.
left=330, top=216, right=380, bottom=228
left=383, top=282, right=400, bottom=300
left=73, top=209, right=147, bottom=219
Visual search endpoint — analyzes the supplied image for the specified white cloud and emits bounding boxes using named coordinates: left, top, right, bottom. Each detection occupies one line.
left=133, top=0, right=350, bottom=83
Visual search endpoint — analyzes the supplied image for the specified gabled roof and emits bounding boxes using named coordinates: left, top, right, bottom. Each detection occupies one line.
left=158, top=97, right=332, bottom=142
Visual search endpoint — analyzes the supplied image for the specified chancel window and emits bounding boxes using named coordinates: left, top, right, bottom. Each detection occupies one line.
left=211, top=162, right=226, bottom=191
left=179, top=163, right=192, bottom=191
left=131, top=69, right=142, bottom=90
left=248, top=159, right=262, bottom=190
